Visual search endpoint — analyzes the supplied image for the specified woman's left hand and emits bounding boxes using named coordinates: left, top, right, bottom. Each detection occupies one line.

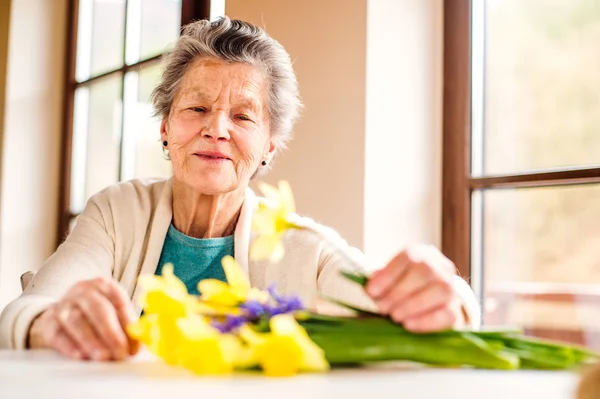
left=365, top=245, right=464, bottom=332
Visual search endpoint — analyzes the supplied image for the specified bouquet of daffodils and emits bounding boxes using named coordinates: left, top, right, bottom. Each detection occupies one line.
left=127, top=181, right=599, bottom=376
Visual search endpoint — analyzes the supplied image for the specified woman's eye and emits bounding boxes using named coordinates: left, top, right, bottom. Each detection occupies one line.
left=191, top=107, right=206, bottom=113
left=237, top=114, right=253, bottom=122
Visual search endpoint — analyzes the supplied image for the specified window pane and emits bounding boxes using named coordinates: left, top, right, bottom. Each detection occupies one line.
left=71, top=75, right=123, bottom=213
left=210, top=0, right=226, bottom=20
left=482, top=184, right=600, bottom=349
left=126, top=0, right=181, bottom=64
left=140, top=0, right=181, bottom=60
left=121, top=63, right=172, bottom=181
left=76, top=0, right=126, bottom=81
left=483, top=0, right=600, bottom=175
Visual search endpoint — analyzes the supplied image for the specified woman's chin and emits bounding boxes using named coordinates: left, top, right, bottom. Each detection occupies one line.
left=181, top=174, right=239, bottom=195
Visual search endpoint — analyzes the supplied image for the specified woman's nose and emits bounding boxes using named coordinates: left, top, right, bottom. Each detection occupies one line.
left=203, top=112, right=231, bottom=140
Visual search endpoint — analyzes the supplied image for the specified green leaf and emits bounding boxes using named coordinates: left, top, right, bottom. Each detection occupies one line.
left=340, top=271, right=369, bottom=286
left=501, top=346, right=574, bottom=369
left=318, top=293, right=381, bottom=316
left=297, top=313, right=598, bottom=370
left=309, top=331, right=519, bottom=370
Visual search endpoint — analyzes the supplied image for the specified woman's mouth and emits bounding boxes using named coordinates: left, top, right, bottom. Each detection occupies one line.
left=193, top=151, right=231, bottom=161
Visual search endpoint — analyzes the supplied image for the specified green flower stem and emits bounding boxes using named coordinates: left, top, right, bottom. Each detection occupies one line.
left=500, top=347, right=574, bottom=369
left=297, top=313, right=598, bottom=370
left=339, top=271, right=369, bottom=287
left=309, top=331, right=519, bottom=370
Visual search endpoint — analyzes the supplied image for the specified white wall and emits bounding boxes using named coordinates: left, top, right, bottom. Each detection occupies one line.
left=363, top=0, right=443, bottom=267
left=0, top=0, right=66, bottom=308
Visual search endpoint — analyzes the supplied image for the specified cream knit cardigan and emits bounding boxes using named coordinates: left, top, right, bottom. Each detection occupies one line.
left=0, top=179, right=480, bottom=349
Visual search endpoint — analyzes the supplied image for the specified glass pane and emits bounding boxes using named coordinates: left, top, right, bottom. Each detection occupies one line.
left=482, top=184, right=600, bottom=349
left=121, top=63, right=172, bottom=181
left=71, top=74, right=123, bottom=213
left=210, top=0, right=226, bottom=21
left=126, top=0, right=181, bottom=63
left=76, top=0, right=126, bottom=81
left=141, top=0, right=181, bottom=59
left=483, top=0, right=600, bottom=175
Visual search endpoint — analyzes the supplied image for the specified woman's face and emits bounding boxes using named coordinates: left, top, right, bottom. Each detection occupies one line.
left=161, top=58, right=275, bottom=195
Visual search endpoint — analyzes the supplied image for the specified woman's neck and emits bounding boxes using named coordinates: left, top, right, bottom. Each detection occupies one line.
left=171, top=181, right=245, bottom=239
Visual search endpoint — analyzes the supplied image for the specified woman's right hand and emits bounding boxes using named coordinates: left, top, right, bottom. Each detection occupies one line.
left=27, top=276, right=139, bottom=361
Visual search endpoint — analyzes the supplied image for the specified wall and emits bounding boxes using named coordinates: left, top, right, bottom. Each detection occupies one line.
left=363, top=0, right=443, bottom=266
left=226, top=0, right=368, bottom=249
left=0, top=0, right=67, bottom=308
left=227, top=0, right=443, bottom=267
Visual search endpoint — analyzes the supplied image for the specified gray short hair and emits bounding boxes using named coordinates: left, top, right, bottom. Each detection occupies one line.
left=151, top=16, right=302, bottom=150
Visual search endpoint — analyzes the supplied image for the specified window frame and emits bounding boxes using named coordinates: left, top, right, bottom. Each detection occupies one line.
left=57, top=0, right=211, bottom=246
left=442, top=0, right=600, bottom=338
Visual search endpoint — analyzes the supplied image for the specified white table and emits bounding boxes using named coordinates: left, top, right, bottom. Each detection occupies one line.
left=0, top=350, right=581, bottom=399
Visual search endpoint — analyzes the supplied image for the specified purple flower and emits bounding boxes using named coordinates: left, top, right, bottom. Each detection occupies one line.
left=277, top=295, right=304, bottom=313
left=211, top=315, right=247, bottom=333
left=265, top=285, right=305, bottom=316
left=240, top=300, right=268, bottom=319
left=267, top=284, right=283, bottom=302
left=208, top=286, right=306, bottom=332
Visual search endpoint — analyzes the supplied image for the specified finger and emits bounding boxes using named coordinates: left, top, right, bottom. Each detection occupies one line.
left=50, top=327, right=84, bottom=360
left=403, top=303, right=461, bottom=333
left=376, top=263, right=435, bottom=314
left=90, top=277, right=138, bottom=355
left=30, top=309, right=58, bottom=350
left=76, top=290, right=129, bottom=360
left=366, top=252, right=411, bottom=299
left=92, top=277, right=136, bottom=326
left=58, top=305, right=110, bottom=361
left=388, top=280, right=455, bottom=323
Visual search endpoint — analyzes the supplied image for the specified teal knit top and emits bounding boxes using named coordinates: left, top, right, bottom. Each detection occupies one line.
left=154, top=224, right=234, bottom=295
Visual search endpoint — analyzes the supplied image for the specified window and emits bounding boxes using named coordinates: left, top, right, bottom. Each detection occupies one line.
left=58, top=0, right=214, bottom=242
left=443, top=0, right=600, bottom=348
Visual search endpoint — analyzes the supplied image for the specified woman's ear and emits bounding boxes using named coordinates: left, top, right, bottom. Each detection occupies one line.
left=160, top=119, right=168, bottom=142
left=266, top=140, right=277, bottom=161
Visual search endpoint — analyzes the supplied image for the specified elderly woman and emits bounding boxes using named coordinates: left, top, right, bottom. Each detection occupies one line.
left=0, top=17, right=479, bottom=360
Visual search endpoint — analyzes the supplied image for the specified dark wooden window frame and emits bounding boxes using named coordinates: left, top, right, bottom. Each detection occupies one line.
left=442, top=0, right=600, bottom=342
left=442, top=0, right=600, bottom=278
left=57, top=0, right=211, bottom=246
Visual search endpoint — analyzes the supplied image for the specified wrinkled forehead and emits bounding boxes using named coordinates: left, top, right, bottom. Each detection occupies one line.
left=175, top=58, right=267, bottom=109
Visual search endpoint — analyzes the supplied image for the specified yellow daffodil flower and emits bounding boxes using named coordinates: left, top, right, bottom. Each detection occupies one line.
left=198, top=255, right=269, bottom=308
left=250, top=180, right=301, bottom=263
left=138, top=263, right=197, bottom=317
left=127, top=313, right=184, bottom=365
left=129, top=312, right=250, bottom=373
left=129, top=264, right=212, bottom=364
left=127, top=241, right=330, bottom=377
left=126, top=313, right=158, bottom=349
left=240, top=315, right=330, bottom=377
left=176, top=316, right=242, bottom=375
